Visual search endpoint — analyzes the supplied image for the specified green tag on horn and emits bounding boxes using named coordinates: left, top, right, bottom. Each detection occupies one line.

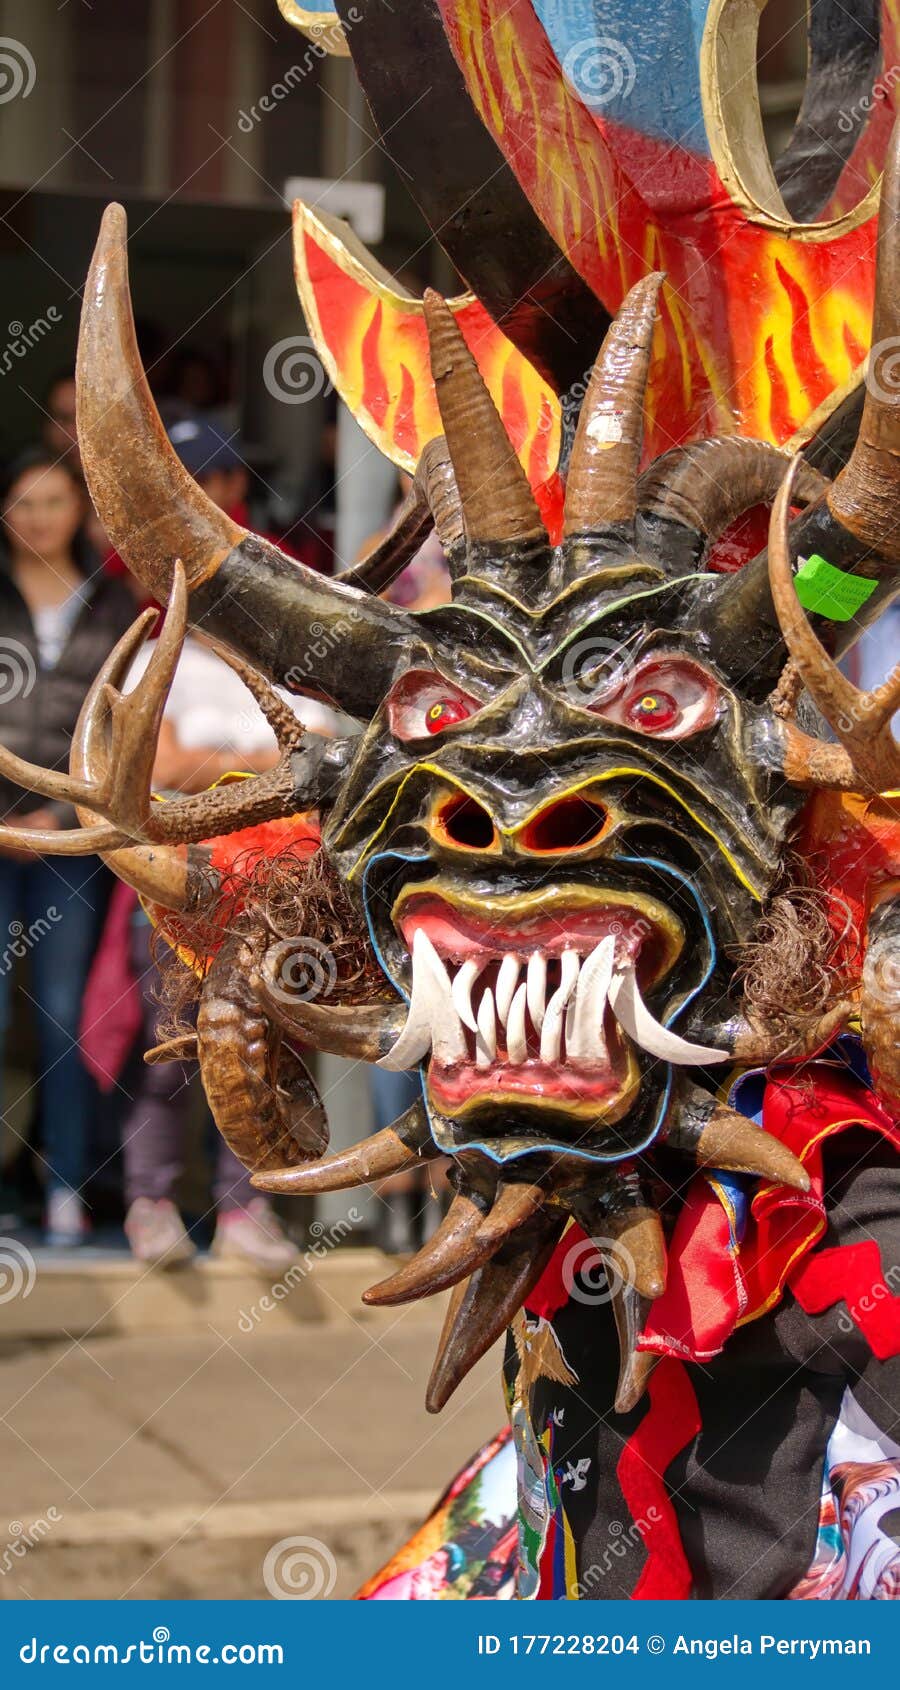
left=794, top=553, right=878, bottom=622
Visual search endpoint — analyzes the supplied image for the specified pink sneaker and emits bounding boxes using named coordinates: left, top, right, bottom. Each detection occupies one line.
left=124, top=1198, right=196, bottom=1267
left=212, top=1198, right=299, bottom=1271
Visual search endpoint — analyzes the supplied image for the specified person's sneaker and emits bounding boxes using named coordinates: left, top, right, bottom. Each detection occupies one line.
left=124, top=1197, right=196, bottom=1267
left=212, top=1199, right=299, bottom=1271
left=45, top=1188, right=89, bottom=1249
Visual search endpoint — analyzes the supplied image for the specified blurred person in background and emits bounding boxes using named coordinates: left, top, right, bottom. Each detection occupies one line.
left=41, top=370, right=80, bottom=471
left=0, top=448, right=135, bottom=1245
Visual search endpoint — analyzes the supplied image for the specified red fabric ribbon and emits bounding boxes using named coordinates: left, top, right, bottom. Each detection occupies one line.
left=616, top=1360, right=701, bottom=1599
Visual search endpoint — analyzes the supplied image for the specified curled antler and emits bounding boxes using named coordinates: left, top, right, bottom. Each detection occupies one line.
left=0, top=564, right=334, bottom=858
left=769, top=458, right=900, bottom=795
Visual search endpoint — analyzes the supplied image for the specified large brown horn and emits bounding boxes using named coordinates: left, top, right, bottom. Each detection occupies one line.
left=77, top=205, right=417, bottom=719
left=563, top=273, right=664, bottom=537
left=422, top=291, right=547, bottom=546
left=77, top=205, right=243, bottom=599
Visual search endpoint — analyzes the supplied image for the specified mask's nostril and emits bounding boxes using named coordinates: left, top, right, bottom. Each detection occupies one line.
left=438, top=795, right=497, bottom=850
left=520, top=795, right=609, bottom=853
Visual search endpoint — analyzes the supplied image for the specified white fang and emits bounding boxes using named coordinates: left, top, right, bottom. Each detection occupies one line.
left=609, top=963, right=730, bottom=1066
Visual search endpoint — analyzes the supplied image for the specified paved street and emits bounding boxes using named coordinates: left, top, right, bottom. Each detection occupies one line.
left=0, top=1252, right=505, bottom=1599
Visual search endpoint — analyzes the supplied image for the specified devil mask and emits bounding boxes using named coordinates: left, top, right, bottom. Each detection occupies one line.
left=3, top=129, right=900, bottom=1420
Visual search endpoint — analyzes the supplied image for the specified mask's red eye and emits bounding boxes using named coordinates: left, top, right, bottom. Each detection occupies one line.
left=626, top=689, right=680, bottom=732
left=387, top=670, right=481, bottom=741
left=589, top=656, right=718, bottom=740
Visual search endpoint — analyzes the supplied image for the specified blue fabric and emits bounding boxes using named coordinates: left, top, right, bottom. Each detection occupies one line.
left=0, top=854, right=105, bottom=1194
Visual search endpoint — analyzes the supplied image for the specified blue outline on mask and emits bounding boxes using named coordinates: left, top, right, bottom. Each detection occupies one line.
left=361, top=849, right=717, bottom=1168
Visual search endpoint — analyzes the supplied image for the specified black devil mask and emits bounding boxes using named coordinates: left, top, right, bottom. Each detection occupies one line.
left=3, top=130, right=900, bottom=1417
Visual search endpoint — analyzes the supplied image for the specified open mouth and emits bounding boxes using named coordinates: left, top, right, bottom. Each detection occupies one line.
left=377, top=885, right=726, bottom=1122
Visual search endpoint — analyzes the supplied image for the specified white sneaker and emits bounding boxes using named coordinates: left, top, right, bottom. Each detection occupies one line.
left=124, top=1197, right=196, bottom=1267
left=212, top=1198, right=299, bottom=1271
left=45, top=1188, right=89, bottom=1248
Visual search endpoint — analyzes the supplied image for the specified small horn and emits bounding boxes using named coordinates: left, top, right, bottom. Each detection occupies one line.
left=564, top=273, right=664, bottom=536
left=251, top=1100, right=434, bottom=1193
left=422, top=291, right=546, bottom=546
left=362, top=1190, right=492, bottom=1306
left=425, top=1217, right=565, bottom=1413
left=669, top=1084, right=810, bottom=1191
left=608, top=1276, right=658, bottom=1414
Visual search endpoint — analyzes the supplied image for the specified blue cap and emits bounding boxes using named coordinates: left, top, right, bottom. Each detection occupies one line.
left=166, top=415, right=242, bottom=478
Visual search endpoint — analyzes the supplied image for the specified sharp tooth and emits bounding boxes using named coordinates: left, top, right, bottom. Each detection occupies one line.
left=568, top=936, right=616, bottom=1067
left=506, top=982, right=528, bottom=1064
left=451, top=957, right=481, bottom=1032
left=475, top=988, right=497, bottom=1069
left=378, top=929, right=466, bottom=1071
left=608, top=963, right=730, bottom=1066
left=496, top=953, right=521, bottom=1026
left=527, top=951, right=547, bottom=1032
left=539, top=948, right=580, bottom=1065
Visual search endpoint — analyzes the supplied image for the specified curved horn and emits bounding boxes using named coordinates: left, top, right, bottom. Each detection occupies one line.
left=637, top=438, right=828, bottom=551
left=706, top=119, right=900, bottom=683
left=828, top=116, right=900, bottom=560
left=77, top=205, right=244, bottom=598
left=563, top=272, right=664, bottom=537
left=77, top=205, right=417, bottom=718
left=422, top=290, right=546, bottom=546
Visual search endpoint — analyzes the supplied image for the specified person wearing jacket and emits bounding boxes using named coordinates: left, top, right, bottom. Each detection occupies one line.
left=0, top=448, right=135, bottom=1245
